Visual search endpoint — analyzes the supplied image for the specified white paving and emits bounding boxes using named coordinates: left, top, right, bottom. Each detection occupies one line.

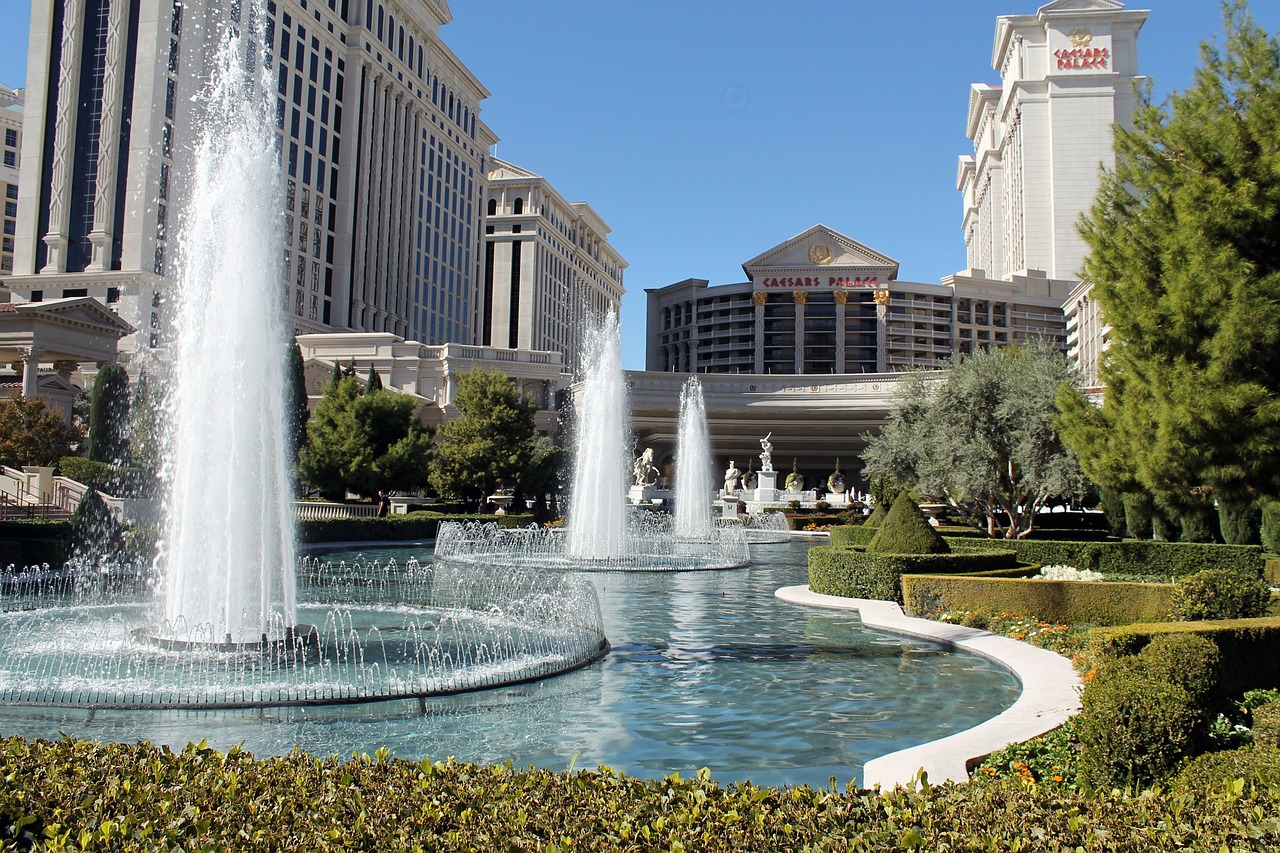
left=774, top=585, right=1083, bottom=789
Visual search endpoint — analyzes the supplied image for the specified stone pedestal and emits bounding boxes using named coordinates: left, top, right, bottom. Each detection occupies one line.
left=825, top=492, right=850, bottom=507
left=721, top=497, right=740, bottom=520
left=629, top=486, right=672, bottom=506
left=753, top=470, right=778, bottom=503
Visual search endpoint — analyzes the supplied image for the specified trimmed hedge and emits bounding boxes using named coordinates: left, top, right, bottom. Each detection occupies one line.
left=1089, top=617, right=1280, bottom=697
left=955, top=537, right=1264, bottom=579
left=828, top=524, right=876, bottom=548
left=2, top=738, right=1280, bottom=851
left=867, top=490, right=949, bottom=554
left=1263, top=499, right=1280, bottom=554
left=808, top=546, right=1017, bottom=601
left=297, top=512, right=533, bottom=544
left=0, top=520, right=73, bottom=569
left=1254, top=703, right=1280, bottom=750
left=902, top=574, right=1175, bottom=626
left=1170, top=746, right=1280, bottom=797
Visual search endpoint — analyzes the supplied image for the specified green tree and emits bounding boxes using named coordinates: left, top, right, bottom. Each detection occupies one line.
left=296, top=374, right=430, bottom=500
left=128, top=370, right=165, bottom=476
left=364, top=363, right=383, bottom=394
left=862, top=345, right=1088, bottom=539
left=1066, top=2, right=1280, bottom=539
left=286, top=341, right=310, bottom=468
left=86, top=363, right=130, bottom=465
left=0, top=397, right=83, bottom=468
left=429, top=369, right=554, bottom=510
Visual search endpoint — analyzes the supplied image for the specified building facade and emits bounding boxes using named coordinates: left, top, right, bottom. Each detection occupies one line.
left=6, top=0, right=495, bottom=360
left=645, top=224, right=1072, bottom=375
left=958, top=0, right=1147, bottom=383
left=481, top=158, right=625, bottom=370
left=0, top=85, right=21, bottom=288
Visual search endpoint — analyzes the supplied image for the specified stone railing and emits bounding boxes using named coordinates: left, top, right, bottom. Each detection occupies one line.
left=294, top=501, right=378, bottom=520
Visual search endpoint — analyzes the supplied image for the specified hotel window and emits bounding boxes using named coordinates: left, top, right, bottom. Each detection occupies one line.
left=3, top=129, right=15, bottom=147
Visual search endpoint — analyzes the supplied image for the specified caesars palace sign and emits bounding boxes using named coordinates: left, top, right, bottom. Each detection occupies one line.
left=758, top=275, right=881, bottom=289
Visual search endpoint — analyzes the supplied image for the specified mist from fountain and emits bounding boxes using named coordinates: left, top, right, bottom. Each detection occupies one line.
left=673, top=376, right=714, bottom=539
left=159, top=2, right=296, bottom=645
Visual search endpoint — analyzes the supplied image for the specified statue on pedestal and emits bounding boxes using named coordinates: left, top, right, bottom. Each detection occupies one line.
left=632, top=447, right=659, bottom=488
left=723, top=460, right=742, bottom=495
left=759, top=432, right=774, bottom=473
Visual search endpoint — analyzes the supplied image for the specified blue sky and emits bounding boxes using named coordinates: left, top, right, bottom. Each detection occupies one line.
left=3, top=1, right=1278, bottom=369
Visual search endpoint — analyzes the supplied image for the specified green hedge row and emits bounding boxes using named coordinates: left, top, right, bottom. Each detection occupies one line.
left=807, top=546, right=1017, bottom=601
left=297, top=512, right=534, bottom=544
left=2, top=737, right=1280, bottom=851
left=1089, top=617, right=1280, bottom=697
left=957, top=537, right=1264, bottom=579
left=827, top=524, right=876, bottom=548
left=902, top=574, right=1175, bottom=626
left=0, top=520, right=73, bottom=569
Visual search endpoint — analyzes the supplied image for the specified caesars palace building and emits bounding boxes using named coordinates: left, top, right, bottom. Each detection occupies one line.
left=634, top=0, right=1146, bottom=484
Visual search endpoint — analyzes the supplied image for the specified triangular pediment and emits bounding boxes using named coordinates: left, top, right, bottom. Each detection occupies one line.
left=487, top=157, right=541, bottom=181
left=302, top=359, right=336, bottom=397
left=14, top=297, right=135, bottom=337
left=742, top=225, right=899, bottom=281
left=1038, top=0, right=1125, bottom=13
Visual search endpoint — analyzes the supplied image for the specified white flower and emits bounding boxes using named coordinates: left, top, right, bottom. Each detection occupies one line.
left=1037, top=565, right=1104, bottom=582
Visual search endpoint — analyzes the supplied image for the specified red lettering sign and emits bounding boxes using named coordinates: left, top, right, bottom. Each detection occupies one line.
left=760, top=276, right=879, bottom=288
left=1054, top=46, right=1109, bottom=70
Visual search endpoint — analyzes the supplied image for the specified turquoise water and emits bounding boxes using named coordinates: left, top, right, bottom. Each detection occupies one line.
left=0, top=541, right=1018, bottom=788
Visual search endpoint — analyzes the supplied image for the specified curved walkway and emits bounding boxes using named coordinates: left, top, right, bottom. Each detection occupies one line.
left=775, top=585, right=1082, bottom=789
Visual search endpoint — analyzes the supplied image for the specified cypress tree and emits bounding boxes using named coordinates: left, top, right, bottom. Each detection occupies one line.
left=286, top=340, right=310, bottom=468
left=1067, top=2, right=1280, bottom=516
left=87, top=363, right=131, bottom=465
left=365, top=363, right=383, bottom=394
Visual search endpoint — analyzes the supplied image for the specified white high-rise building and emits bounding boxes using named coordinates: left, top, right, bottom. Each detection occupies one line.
left=0, top=85, right=21, bottom=289
left=6, top=0, right=495, bottom=359
left=481, top=158, right=625, bottom=371
left=958, top=0, right=1147, bottom=385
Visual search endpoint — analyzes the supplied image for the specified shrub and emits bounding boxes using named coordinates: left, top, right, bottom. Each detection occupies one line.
left=808, top=547, right=1016, bottom=601
left=1262, top=499, right=1280, bottom=554
left=864, top=501, right=889, bottom=528
left=1218, top=498, right=1262, bottom=546
left=1169, top=747, right=1280, bottom=797
left=867, top=489, right=948, bottom=555
left=829, top=525, right=876, bottom=548
left=1077, top=636, right=1220, bottom=791
left=1089, top=617, right=1280, bottom=698
left=903, top=574, right=1174, bottom=626
left=951, top=537, right=1264, bottom=580
left=1172, top=568, right=1272, bottom=621
left=1123, top=491, right=1153, bottom=539
left=1253, top=703, right=1280, bottom=750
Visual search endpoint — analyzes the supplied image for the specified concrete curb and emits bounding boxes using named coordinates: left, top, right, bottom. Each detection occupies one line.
left=775, top=584, right=1082, bottom=789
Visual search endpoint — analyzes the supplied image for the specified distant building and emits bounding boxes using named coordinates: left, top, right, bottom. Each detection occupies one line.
left=0, top=84, right=21, bottom=290
left=645, top=224, right=1071, bottom=375
left=481, top=158, right=626, bottom=370
left=7, top=0, right=495, bottom=361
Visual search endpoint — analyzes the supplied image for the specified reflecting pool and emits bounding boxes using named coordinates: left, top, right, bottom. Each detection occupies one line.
left=0, top=541, right=1019, bottom=788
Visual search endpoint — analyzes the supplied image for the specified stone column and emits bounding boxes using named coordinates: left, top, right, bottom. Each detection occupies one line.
left=752, top=291, right=766, bottom=373
left=833, top=290, right=847, bottom=374
left=41, top=0, right=87, bottom=273
left=88, top=0, right=133, bottom=271
left=792, top=291, right=806, bottom=374
left=874, top=289, right=890, bottom=372
left=18, top=347, right=45, bottom=398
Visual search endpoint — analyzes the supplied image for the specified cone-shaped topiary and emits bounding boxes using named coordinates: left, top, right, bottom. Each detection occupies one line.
left=864, top=500, right=889, bottom=528
left=867, top=489, right=950, bottom=554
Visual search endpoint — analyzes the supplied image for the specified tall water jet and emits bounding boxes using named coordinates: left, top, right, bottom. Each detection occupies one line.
left=673, top=376, right=714, bottom=539
left=160, top=5, right=297, bottom=644
left=566, top=312, right=630, bottom=559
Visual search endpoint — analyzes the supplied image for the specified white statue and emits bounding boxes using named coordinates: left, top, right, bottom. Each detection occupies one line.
left=759, top=432, right=774, bottom=473
left=632, top=447, right=659, bottom=488
left=723, top=460, right=742, bottom=494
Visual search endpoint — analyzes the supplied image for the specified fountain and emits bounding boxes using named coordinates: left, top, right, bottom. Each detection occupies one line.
left=434, top=314, right=750, bottom=572
left=0, top=0, right=606, bottom=710
left=673, top=377, right=714, bottom=540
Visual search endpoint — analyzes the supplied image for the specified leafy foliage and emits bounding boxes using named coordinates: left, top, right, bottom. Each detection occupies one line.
left=0, top=397, right=83, bottom=468
left=4, top=737, right=1280, bottom=851
left=863, top=345, right=1087, bottom=539
left=1172, top=568, right=1272, bottom=621
left=86, top=363, right=130, bottom=465
left=1066, top=4, right=1280, bottom=516
left=429, top=369, right=557, bottom=510
left=127, top=370, right=164, bottom=476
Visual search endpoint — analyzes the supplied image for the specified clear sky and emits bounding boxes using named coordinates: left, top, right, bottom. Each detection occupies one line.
left=3, top=1, right=1277, bottom=370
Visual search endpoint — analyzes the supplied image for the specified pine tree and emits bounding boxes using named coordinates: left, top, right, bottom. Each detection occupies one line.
left=286, top=341, right=310, bottom=467
left=365, top=363, right=383, bottom=394
left=86, top=363, right=131, bottom=465
left=1067, top=2, right=1280, bottom=537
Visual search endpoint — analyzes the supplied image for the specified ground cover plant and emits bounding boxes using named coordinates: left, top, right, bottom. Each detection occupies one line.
left=4, top=738, right=1280, bottom=851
